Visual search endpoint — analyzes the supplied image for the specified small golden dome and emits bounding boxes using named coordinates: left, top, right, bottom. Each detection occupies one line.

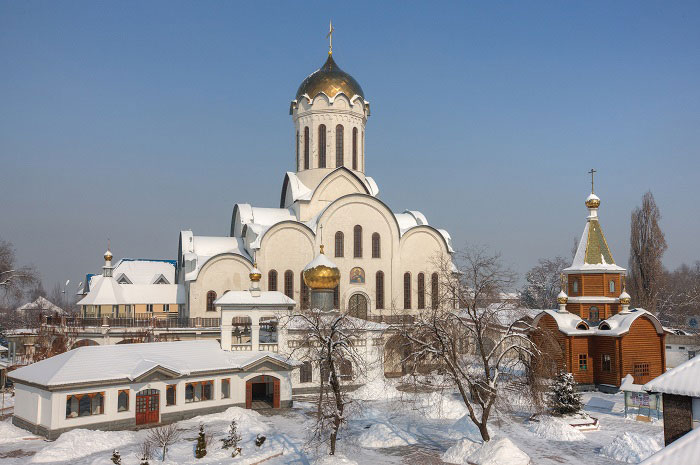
left=585, top=193, right=601, bottom=209
left=619, top=290, right=631, bottom=305
left=296, top=55, right=364, bottom=101
left=303, top=246, right=340, bottom=290
left=557, top=290, right=569, bottom=305
left=249, top=263, right=262, bottom=283
left=104, top=250, right=113, bottom=262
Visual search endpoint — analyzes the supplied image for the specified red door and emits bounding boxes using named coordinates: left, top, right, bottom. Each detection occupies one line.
left=273, top=378, right=280, bottom=408
left=136, top=390, right=159, bottom=425
left=245, top=382, right=252, bottom=409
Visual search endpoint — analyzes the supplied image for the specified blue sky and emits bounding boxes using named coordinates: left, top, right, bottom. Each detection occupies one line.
left=1, top=1, right=699, bottom=293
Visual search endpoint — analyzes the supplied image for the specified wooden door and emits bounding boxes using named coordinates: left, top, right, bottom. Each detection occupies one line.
left=273, top=378, right=280, bottom=408
left=136, top=391, right=159, bottom=425
left=245, top=381, right=252, bottom=409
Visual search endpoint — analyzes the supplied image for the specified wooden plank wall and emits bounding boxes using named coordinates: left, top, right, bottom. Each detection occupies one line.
left=621, top=317, right=665, bottom=384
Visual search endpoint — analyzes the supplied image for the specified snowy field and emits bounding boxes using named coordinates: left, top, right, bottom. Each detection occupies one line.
left=0, top=381, right=663, bottom=465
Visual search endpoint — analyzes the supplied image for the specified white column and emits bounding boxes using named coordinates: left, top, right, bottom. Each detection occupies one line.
left=251, top=315, right=260, bottom=351
left=220, top=308, right=232, bottom=351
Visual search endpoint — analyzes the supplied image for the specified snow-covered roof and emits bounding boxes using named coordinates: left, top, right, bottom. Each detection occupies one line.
left=181, top=235, right=252, bottom=282
left=303, top=252, right=338, bottom=271
left=9, top=340, right=297, bottom=389
left=77, top=275, right=185, bottom=306
left=564, top=218, right=625, bottom=273
left=16, top=297, right=65, bottom=314
left=533, top=308, right=663, bottom=336
left=215, top=290, right=296, bottom=307
left=638, top=427, right=700, bottom=465
left=643, top=353, right=700, bottom=397
left=112, top=259, right=176, bottom=285
left=0, top=345, right=7, bottom=352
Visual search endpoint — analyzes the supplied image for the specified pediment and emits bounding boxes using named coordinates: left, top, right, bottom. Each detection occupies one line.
left=310, top=168, right=370, bottom=205
left=132, top=365, right=181, bottom=382
left=242, top=357, right=292, bottom=372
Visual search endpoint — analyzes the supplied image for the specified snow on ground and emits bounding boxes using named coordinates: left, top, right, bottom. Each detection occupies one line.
left=528, top=415, right=585, bottom=441
left=357, top=423, right=418, bottom=448
left=0, top=389, right=664, bottom=465
left=467, top=438, right=531, bottom=465
left=599, top=432, right=662, bottom=464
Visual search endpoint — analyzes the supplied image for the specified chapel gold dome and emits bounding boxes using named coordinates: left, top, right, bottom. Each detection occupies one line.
left=295, top=55, right=364, bottom=101
left=302, top=246, right=341, bottom=290
left=585, top=193, right=601, bottom=209
left=104, top=250, right=113, bottom=261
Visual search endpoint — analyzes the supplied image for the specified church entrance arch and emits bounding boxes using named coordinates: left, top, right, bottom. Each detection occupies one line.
left=245, top=375, right=280, bottom=409
left=384, top=334, right=410, bottom=377
left=135, top=389, right=159, bottom=425
left=348, top=293, right=368, bottom=320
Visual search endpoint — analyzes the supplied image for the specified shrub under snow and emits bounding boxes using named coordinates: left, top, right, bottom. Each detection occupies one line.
left=528, top=416, right=585, bottom=441
left=600, top=432, right=662, bottom=463
left=314, top=454, right=359, bottom=465
left=31, top=429, right=137, bottom=463
left=442, top=437, right=531, bottom=465
left=357, top=423, right=418, bottom=448
left=441, top=438, right=481, bottom=463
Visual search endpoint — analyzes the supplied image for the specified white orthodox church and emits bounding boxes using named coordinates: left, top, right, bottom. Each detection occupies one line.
left=179, top=48, right=454, bottom=320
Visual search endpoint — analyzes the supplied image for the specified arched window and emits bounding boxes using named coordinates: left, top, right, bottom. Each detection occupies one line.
left=334, top=284, right=340, bottom=309
left=336, top=124, right=344, bottom=167
left=417, top=273, right=426, bottom=309
left=371, top=233, right=380, bottom=258
left=588, top=306, right=600, bottom=322
left=268, top=270, right=278, bottom=291
left=300, top=271, right=310, bottom=309
left=431, top=272, right=439, bottom=309
left=118, top=390, right=129, bottom=412
left=335, top=231, right=344, bottom=257
left=353, top=225, right=362, bottom=258
left=572, top=279, right=579, bottom=294
left=340, top=359, right=353, bottom=381
left=348, top=293, right=368, bottom=320
left=284, top=270, right=294, bottom=299
left=318, top=124, right=327, bottom=168
left=609, top=280, right=615, bottom=293
left=300, top=361, right=313, bottom=383
left=404, top=272, right=411, bottom=309
left=376, top=271, right=384, bottom=309
left=352, top=127, right=358, bottom=170
left=304, top=126, right=310, bottom=169
left=296, top=130, right=299, bottom=170
left=206, top=291, right=217, bottom=312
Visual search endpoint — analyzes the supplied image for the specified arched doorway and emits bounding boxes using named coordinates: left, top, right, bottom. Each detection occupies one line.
left=384, top=334, right=411, bottom=378
left=245, top=375, right=280, bottom=409
left=348, top=293, right=368, bottom=320
left=71, top=339, right=98, bottom=349
left=136, top=389, right=159, bottom=425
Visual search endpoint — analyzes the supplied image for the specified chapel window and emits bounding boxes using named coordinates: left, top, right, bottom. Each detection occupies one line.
left=166, top=384, right=176, bottom=406
left=318, top=124, right=327, bottom=168
left=118, top=390, right=129, bottom=412
left=335, top=231, right=344, bottom=257
left=352, top=127, right=358, bottom=170
left=268, top=270, right=278, bottom=291
left=578, top=354, right=588, bottom=371
left=602, top=354, right=612, bottom=372
left=572, top=279, right=579, bottom=294
left=404, top=272, right=412, bottom=309
left=336, top=124, right=344, bottom=167
left=609, top=280, right=615, bottom=294
left=206, top=291, right=217, bottom=312
left=300, top=361, right=313, bottom=383
left=417, top=273, right=426, bottom=309
left=371, top=233, right=380, bottom=258
left=431, top=272, right=439, bottom=309
left=354, top=225, right=362, bottom=258
left=376, top=271, right=385, bottom=310
left=300, top=271, right=310, bottom=309
left=634, top=362, right=650, bottom=378
left=304, top=126, right=310, bottom=169
left=284, top=270, right=294, bottom=299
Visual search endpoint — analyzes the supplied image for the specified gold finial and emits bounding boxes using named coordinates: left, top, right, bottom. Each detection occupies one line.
left=249, top=261, right=262, bottom=282
left=320, top=244, right=325, bottom=254
left=104, top=239, right=113, bottom=262
left=588, top=168, right=597, bottom=194
left=326, top=20, right=334, bottom=55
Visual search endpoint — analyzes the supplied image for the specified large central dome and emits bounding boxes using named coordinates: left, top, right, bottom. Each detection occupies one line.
left=295, top=54, right=364, bottom=101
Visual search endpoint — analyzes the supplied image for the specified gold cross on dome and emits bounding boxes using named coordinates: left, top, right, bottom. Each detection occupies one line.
left=588, top=168, right=597, bottom=193
left=327, top=20, right=334, bottom=55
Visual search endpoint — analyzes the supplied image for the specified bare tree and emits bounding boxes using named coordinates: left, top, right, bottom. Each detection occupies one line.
left=657, top=262, right=700, bottom=326
left=147, top=424, right=180, bottom=461
left=628, top=191, right=667, bottom=312
left=281, top=309, right=370, bottom=455
left=0, top=238, right=38, bottom=305
left=394, top=246, right=541, bottom=441
left=520, top=256, right=569, bottom=309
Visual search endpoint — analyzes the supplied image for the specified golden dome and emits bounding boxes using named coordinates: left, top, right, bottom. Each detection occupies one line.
left=104, top=250, right=113, bottom=262
left=619, top=290, right=631, bottom=305
left=249, top=264, right=262, bottom=283
left=557, top=290, right=569, bottom=305
left=303, top=246, right=341, bottom=290
left=296, top=55, right=364, bottom=101
left=585, top=193, right=601, bottom=209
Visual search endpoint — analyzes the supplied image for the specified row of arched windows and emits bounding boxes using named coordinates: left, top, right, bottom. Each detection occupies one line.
left=404, top=272, right=439, bottom=310
left=334, top=228, right=380, bottom=259
left=299, top=125, right=360, bottom=171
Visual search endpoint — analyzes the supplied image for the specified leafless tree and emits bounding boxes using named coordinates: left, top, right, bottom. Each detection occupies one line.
left=0, top=238, right=38, bottom=306
left=147, top=424, right=180, bottom=461
left=657, top=262, right=700, bottom=326
left=139, top=440, right=153, bottom=465
left=628, top=191, right=667, bottom=312
left=393, top=246, right=542, bottom=441
left=520, top=256, right=569, bottom=309
left=281, top=309, right=370, bottom=455
left=33, top=325, right=78, bottom=361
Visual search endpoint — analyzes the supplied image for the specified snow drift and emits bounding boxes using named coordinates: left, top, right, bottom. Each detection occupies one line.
left=357, top=423, right=418, bottom=448
left=30, top=429, right=136, bottom=463
left=442, top=437, right=530, bottom=465
left=528, top=416, right=585, bottom=441
left=600, top=432, right=662, bottom=463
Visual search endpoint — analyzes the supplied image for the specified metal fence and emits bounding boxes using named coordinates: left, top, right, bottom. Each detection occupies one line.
left=44, top=316, right=221, bottom=329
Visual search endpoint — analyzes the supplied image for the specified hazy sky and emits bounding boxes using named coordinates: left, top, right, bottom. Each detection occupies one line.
left=1, top=1, right=699, bottom=295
